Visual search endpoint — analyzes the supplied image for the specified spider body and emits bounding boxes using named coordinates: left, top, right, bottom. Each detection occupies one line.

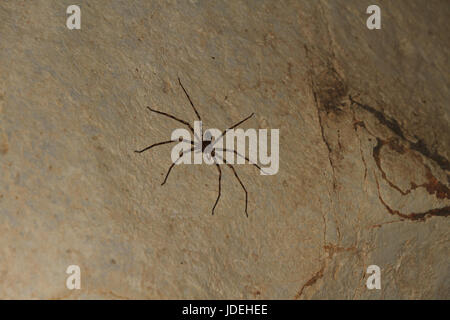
left=201, top=139, right=212, bottom=153
left=135, top=78, right=262, bottom=217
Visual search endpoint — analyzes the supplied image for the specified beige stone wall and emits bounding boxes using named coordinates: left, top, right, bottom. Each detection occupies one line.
left=0, top=0, right=448, bottom=299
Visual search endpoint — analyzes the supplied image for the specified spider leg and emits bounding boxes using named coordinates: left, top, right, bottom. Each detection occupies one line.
left=215, top=154, right=249, bottom=217
left=216, top=148, right=265, bottom=173
left=211, top=161, right=222, bottom=215
left=146, top=106, right=196, bottom=135
left=210, top=113, right=255, bottom=148
left=135, top=140, right=175, bottom=154
left=178, top=77, right=202, bottom=122
left=225, top=112, right=255, bottom=131
left=161, top=146, right=195, bottom=186
left=135, top=139, right=194, bottom=154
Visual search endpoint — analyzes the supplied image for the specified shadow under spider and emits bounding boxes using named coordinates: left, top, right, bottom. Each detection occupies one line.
left=135, top=78, right=263, bottom=217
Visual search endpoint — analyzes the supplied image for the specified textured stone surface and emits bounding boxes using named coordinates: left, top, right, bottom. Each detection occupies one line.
left=0, top=0, right=449, bottom=299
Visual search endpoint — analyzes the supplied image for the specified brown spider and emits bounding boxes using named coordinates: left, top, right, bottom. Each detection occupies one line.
left=135, top=78, right=263, bottom=217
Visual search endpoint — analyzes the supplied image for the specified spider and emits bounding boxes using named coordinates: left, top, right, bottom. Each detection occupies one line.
left=135, top=78, right=263, bottom=217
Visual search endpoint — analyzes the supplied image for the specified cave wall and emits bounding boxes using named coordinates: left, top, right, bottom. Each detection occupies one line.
left=0, top=0, right=448, bottom=299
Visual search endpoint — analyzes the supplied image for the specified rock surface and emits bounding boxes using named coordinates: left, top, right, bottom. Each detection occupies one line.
left=0, top=0, right=448, bottom=299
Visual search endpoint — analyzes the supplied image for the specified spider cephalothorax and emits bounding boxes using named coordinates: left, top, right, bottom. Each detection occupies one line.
left=135, top=78, right=262, bottom=217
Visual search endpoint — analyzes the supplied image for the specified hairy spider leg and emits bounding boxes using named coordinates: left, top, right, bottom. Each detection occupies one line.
left=161, top=146, right=195, bottom=186
left=146, top=107, right=194, bottom=133
left=215, top=148, right=265, bottom=173
left=178, top=77, right=202, bottom=122
left=211, top=160, right=222, bottom=215
left=210, top=113, right=255, bottom=149
left=178, top=77, right=204, bottom=143
left=214, top=153, right=249, bottom=217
